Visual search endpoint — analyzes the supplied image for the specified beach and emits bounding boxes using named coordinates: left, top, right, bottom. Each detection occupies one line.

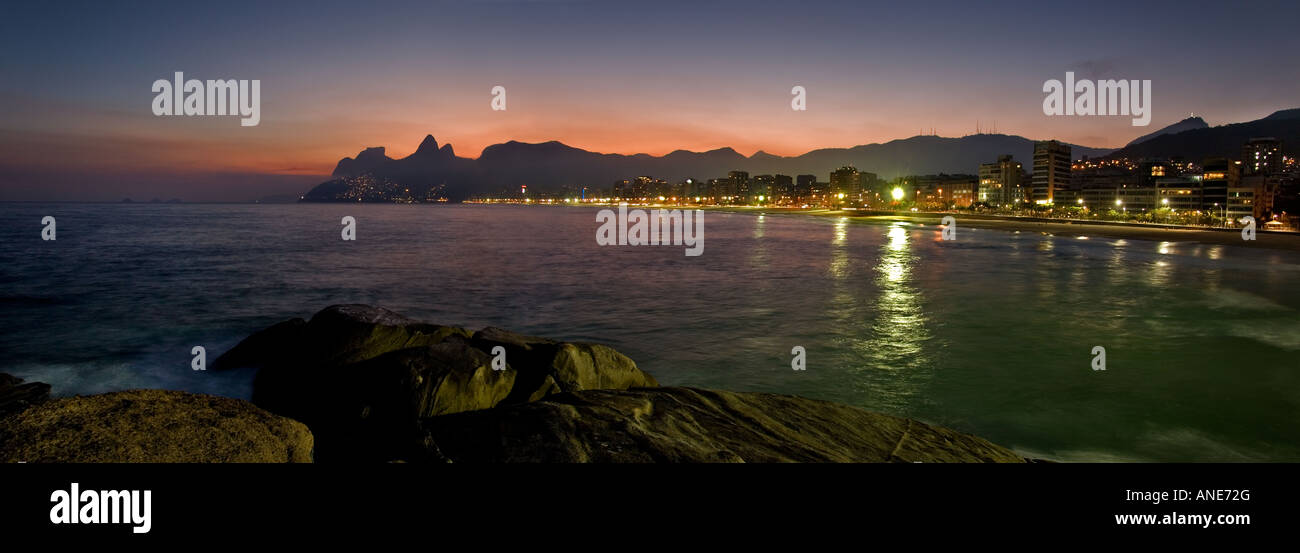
left=698, top=206, right=1300, bottom=253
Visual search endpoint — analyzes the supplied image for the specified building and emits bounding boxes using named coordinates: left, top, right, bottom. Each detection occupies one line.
left=1227, top=178, right=1262, bottom=220
left=1032, top=140, right=1072, bottom=204
left=1242, top=137, right=1282, bottom=176
left=910, top=174, right=978, bottom=209
left=1155, top=176, right=1202, bottom=212
left=977, top=154, right=1023, bottom=206
left=795, top=174, right=816, bottom=202
left=828, top=166, right=861, bottom=206
left=1200, top=158, right=1240, bottom=217
left=770, top=174, right=794, bottom=204
left=727, top=171, right=750, bottom=203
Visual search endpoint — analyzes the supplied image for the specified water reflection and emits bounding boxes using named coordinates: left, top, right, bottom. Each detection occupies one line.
left=747, top=213, right=768, bottom=269
left=828, top=218, right=850, bottom=280
left=858, top=222, right=931, bottom=413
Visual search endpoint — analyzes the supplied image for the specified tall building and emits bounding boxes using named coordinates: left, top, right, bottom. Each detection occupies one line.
left=795, top=174, right=816, bottom=199
left=1242, top=137, right=1282, bottom=176
left=977, top=154, right=1023, bottom=206
left=727, top=171, right=750, bottom=203
left=751, top=174, right=776, bottom=199
left=829, top=166, right=860, bottom=197
left=771, top=174, right=794, bottom=204
left=1032, top=140, right=1072, bottom=204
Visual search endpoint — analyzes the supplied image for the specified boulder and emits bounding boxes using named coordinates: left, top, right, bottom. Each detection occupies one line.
left=0, top=390, right=313, bottom=463
left=210, top=317, right=306, bottom=370
left=253, top=342, right=544, bottom=462
left=0, top=373, right=50, bottom=419
left=470, top=327, right=657, bottom=401
left=215, top=305, right=471, bottom=372
left=421, top=387, right=1025, bottom=463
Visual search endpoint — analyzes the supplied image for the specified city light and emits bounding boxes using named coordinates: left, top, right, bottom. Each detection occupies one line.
left=891, top=187, right=904, bottom=201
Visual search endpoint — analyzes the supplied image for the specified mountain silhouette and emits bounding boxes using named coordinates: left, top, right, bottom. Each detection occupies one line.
left=303, top=132, right=1117, bottom=202
left=1106, top=108, right=1300, bottom=161
left=1126, top=116, right=1208, bottom=146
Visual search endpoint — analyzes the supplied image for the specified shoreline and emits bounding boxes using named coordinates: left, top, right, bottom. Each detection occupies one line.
left=692, top=205, right=1300, bottom=253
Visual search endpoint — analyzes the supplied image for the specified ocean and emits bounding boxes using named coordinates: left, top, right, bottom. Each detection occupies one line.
left=2, top=202, right=1298, bottom=462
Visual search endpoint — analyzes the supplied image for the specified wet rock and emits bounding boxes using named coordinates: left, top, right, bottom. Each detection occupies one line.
left=0, top=373, right=51, bottom=419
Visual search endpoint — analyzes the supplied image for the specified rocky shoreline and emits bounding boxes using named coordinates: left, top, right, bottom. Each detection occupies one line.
left=1, top=305, right=1027, bottom=463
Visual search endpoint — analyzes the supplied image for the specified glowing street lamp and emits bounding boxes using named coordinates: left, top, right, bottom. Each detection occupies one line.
left=891, top=187, right=905, bottom=201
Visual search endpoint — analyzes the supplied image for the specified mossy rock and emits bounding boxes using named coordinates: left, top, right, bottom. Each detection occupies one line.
left=0, top=390, right=314, bottom=463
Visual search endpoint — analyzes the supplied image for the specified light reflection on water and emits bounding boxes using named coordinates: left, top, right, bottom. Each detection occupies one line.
left=859, top=223, right=931, bottom=412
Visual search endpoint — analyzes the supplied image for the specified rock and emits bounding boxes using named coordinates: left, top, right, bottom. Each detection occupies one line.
left=211, top=317, right=306, bottom=370
left=0, top=373, right=51, bottom=419
left=0, top=390, right=313, bottom=463
left=299, top=305, right=470, bottom=367
left=551, top=343, right=657, bottom=391
left=421, top=387, right=1025, bottom=463
left=216, top=305, right=471, bottom=372
left=252, top=342, right=542, bottom=462
left=470, top=327, right=657, bottom=400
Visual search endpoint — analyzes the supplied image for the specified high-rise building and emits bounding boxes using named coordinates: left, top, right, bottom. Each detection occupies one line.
left=829, top=166, right=860, bottom=197
left=1032, top=140, right=1072, bottom=204
left=1242, top=137, right=1282, bottom=176
left=977, top=154, right=1023, bottom=206
left=728, top=171, right=750, bottom=203
left=795, top=174, right=816, bottom=200
left=771, top=174, right=793, bottom=204
left=751, top=174, right=776, bottom=200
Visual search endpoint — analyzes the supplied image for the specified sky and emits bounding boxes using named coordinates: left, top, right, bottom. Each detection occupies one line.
left=1, top=0, right=1297, bottom=201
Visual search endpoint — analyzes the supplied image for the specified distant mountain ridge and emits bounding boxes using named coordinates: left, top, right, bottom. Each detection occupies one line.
left=1105, top=108, right=1300, bottom=161
left=303, top=132, right=1113, bottom=202
left=1126, top=116, right=1208, bottom=146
